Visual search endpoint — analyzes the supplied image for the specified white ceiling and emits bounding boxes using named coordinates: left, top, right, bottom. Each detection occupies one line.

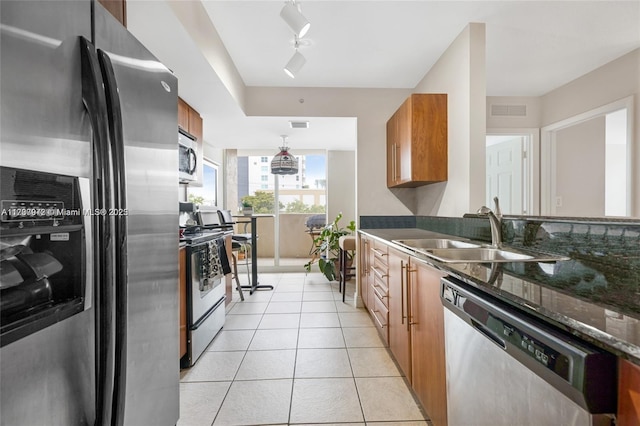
left=126, top=1, right=640, bottom=152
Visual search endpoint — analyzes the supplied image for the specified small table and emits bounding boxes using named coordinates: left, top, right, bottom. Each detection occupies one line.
left=306, top=229, right=322, bottom=262
left=234, top=215, right=273, bottom=294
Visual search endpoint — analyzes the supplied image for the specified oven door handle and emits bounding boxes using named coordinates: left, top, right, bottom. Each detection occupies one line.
left=191, top=295, right=226, bottom=330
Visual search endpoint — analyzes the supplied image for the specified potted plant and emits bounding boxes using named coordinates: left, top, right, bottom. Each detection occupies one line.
left=304, top=212, right=356, bottom=281
left=241, top=200, right=253, bottom=216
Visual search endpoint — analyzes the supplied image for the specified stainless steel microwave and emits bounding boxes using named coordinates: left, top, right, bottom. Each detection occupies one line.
left=179, top=129, right=198, bottom=182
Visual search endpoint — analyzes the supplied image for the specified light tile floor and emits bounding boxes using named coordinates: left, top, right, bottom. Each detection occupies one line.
left=178, top=272, right=431, bottom=426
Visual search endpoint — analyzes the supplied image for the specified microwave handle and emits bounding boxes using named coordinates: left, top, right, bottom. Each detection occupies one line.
left=188, top=147, right=197, bottom=174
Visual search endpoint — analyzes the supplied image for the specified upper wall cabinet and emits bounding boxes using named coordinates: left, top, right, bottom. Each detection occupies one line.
left=386, top=94, right=448, bottom=188
left=98, top=0, right=127, bottom=26
left=178, top=97, right=204, bottom=186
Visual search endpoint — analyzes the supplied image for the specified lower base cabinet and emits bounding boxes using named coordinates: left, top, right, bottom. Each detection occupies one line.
left=618, top=358, right=640, bottom=426
left=388, top=247, right=411, bottom=380
left=409, top=260, right=447, bottom=426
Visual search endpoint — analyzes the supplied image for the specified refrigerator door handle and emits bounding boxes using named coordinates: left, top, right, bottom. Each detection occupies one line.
left=97, top=48, right=128, bottom=426
left=79, top=36, right=115, bottom=426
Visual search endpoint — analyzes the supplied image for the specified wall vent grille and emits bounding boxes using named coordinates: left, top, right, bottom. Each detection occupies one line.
left=490, top=104, right=527, bottom=117
left=289, top=121, right=310, bottom=128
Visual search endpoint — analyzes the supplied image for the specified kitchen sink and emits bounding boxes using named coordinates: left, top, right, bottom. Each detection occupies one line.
left=420, top=247, right=568, bottom=263
left=392, top=238, right=568, bottom=263
left=393, top=238, right=481, bottom=250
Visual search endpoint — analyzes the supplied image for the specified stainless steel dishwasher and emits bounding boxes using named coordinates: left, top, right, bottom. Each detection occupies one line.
left=441, top=276, right=617, bottom=426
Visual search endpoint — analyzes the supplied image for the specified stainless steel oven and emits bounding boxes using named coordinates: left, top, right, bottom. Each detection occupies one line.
left=178, top=129, right=198, bottom=183
left=181, top=233, right=227, bottom=368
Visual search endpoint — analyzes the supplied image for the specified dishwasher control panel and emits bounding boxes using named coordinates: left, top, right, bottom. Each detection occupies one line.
left=486, top=315, right=571, bottom=380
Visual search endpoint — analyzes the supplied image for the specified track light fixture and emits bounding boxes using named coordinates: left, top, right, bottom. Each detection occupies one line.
left=284, top=37, right=306, bottom=78
left=280, top=1, right=310, bottom=39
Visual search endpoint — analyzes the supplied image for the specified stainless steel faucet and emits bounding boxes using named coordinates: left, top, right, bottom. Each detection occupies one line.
left=477, top=197, right=502, bottom=248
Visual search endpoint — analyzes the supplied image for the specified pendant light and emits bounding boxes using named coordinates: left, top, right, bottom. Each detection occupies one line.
left=270, top=135, right=299, bottom=175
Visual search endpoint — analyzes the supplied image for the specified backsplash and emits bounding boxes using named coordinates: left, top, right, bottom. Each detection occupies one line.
left=361, top=214, right=640, bottom=264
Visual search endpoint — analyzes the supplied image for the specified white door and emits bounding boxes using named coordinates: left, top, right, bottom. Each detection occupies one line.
left=486, top=137, right=524, bottom=214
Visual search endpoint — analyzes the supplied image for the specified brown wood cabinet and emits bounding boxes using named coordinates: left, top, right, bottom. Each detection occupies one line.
left=179, top=246, right=187, bottom=359
left=618, top=358, right=640, bottom=426
left=388, top=247, right=412, bottom=380
left=368, top=237, right=448, bottom=426
left=178, top=98, right=190, bottom=131
left=409, top=259, right=448, bottom=426
left=177, top=97, right=204, bottom=186
left=98, top=0, right=126, bottom=26
left=386, top=94, right=448, bottom=188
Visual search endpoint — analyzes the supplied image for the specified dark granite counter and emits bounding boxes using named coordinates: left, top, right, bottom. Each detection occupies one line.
left=360, top=220, right=640, bottom=366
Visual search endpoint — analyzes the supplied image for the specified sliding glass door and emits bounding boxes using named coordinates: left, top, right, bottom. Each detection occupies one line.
left=236, top=150, right=327, bottom=270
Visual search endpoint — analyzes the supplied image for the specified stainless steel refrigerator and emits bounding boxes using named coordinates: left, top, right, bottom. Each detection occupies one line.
left=0, top=1, right=179, bottom=424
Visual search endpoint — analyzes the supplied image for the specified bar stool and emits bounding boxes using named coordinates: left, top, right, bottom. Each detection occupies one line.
left=338, top=235, right=356, bottom=302
left=217, top=209, right=252, bottom=287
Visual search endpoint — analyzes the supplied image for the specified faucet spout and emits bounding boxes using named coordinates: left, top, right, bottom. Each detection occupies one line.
left=477, top=202, right=502, bottom=248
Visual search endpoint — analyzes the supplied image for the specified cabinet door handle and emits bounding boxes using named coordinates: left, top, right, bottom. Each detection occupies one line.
left=372, top=309, right=386, bottom=329
left=392, top=143, right=397, bottom=183
left=407, top=265, right=417, bottom=327
left=362, top=240, right=369, bottom=275
left=373, top=284, right=387, bottom=300
left=394, top=143, right=400, bottom=181
left=371, top=266, right=388, bottom=280
left=371, top=248, right=388, bottom=257
left=400, top=261, right=406, bottom=325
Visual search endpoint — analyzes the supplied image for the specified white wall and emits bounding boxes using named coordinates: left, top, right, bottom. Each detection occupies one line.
left=413, top=23, right=487, bottom=216
left=542, top=48, right=639, bottom=216
left=554, top=116, right=606, bottom=216
left=327, top=150, right=356, bottom=227
left=245, top=24, right=487, bottom=220
left=245, top=87, right=410, bottom=219
left=486, top=48, right=640, bottom=217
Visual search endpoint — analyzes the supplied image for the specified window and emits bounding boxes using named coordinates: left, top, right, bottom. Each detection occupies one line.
left=261, top=166, right=268, bottom=172
left=187, top=159, right=218, bottom=207
left=261, top=175, right=268, bottom=182
left=260, top=156, right=268, bottom=163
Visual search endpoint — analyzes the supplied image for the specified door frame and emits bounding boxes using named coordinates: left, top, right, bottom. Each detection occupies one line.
left=486, top=128, right=539, bottom=216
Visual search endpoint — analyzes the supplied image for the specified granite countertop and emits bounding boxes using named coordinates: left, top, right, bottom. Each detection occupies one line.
left=360, top=227, right=640, bottom=365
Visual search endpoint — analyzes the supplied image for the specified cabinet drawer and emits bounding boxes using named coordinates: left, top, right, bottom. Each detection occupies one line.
left=371, top=294, right=389, bottom=345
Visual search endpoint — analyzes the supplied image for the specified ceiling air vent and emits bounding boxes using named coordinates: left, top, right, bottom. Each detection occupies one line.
left=490, top=104, right=527, bottom=117
left=289, top=121, right=309, bottom=129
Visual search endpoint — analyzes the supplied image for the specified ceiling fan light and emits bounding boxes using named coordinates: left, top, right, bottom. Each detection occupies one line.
left=284, top=50, right=306, bottom=78
left=280, top=2, right=310, bottom=38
